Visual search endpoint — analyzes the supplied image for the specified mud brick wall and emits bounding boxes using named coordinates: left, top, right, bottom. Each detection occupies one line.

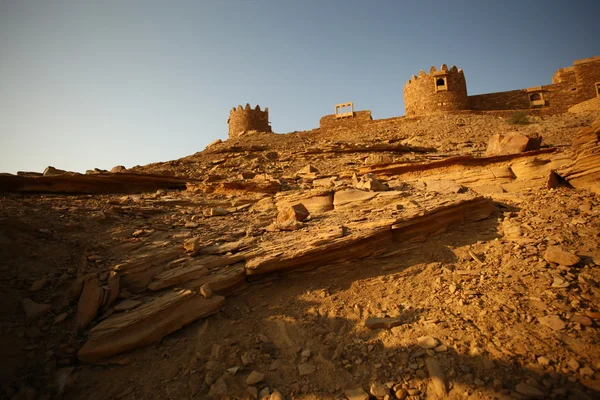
left=228, top=105, right=271, bottom=138
left=319, top=110, right=373, bottom=132
left=403, top=66, right=469, bottom=117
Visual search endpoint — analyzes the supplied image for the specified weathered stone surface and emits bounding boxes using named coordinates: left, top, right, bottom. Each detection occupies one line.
left=558, top=123, right=600, bottom=194
left=78, top=290, right=224, bottom=362
left=296, top=164, right=319, bottom=175
left=543, top=246, right=580, bottom=266
left=0, top=173, right=188, bottom=194
left=147, top=263, right=208, bottom=291
left=113, top=248, right=181, bottom=292
left=183, top=262, right=247, bottom=295
left=424, top=179, right=466, bottom=194
left=21, top=298, right=52, bottom=322
left=113, top=299, right=142, bottom=312
left=485, top=132, right=542, bottom=156
left=297, top=363, right=315, bottom=376
left=333, top=189, right=378, bottom=208
left=75, top=275, right=103, bottom=329
left=277, top=203, right=309, bottom=223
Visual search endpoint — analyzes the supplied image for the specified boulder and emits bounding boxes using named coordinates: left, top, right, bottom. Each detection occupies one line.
left=110, top=165, right=127, bottom=173
left=43, top=166, right=68, bottom=176
left=277, top=203, right=309, bottom=223
left=485, top=132, right=542, bottom=156
left=78, top=289, right=224, bottom=362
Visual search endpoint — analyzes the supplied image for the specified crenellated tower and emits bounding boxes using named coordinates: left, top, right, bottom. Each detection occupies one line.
left=403, top=64, right=468, bottom=117
left=227, top=104, right=271, bottom=138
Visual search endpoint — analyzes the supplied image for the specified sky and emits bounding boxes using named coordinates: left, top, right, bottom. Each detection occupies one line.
left=0, top=0, right=598, bottom=174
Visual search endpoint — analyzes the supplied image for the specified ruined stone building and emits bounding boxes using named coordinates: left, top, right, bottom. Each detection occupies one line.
left=404, top=55, right=600, bottom=117
left=227, top=104, right=271, bottom=138
left=227, top=56, right=600, bottom=137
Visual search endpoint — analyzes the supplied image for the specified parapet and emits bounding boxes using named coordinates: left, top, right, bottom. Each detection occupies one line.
left=228, top=104, right=272, bottom=138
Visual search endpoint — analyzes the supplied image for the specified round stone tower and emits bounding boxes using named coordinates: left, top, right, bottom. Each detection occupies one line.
left=403, top=65, right=468, bottom=117
left=227, top=104, right=271, bottom=138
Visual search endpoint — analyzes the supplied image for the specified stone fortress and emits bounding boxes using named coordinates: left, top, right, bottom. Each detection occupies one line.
left=228, top=55, right=600, bottom=138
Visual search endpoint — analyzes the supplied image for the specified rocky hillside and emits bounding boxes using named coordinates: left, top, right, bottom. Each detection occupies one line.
left=1, top=110, right=600, bottom=400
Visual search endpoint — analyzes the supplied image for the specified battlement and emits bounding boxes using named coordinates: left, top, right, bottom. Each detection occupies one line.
left=227, top=103, right=271, bottom=138
left=230, top=104, right=269, bottom=114
left=405, top=64, right=464, bottom=85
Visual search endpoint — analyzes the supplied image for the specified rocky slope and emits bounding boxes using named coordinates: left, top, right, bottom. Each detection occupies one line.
left=1, top=110, right=600, bottom=400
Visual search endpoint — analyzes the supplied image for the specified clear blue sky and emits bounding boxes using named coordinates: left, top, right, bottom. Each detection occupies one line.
left=0, top=0, right=598, bottom=173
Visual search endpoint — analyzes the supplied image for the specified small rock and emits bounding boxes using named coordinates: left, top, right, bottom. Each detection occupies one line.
left=537, top=356, right=551, bottom=366
left=543, top=246, right=580, bottom=266
left=515, top=382, right=546, bottom=399
left=208, top=208, right=230, bottom=216
left=277, top=203, right=309, bottom=223
left=353, top=173, right=388, bottom=192
left=184, top=222, right=198, bottom=229
left=551, top=277, right=570, bottom=288
left=416, top=336, right=439, bottom=349
left=211, top=344, right=224, bottom=360
left=246, top=386, right=258, bottom=399
left=407, top=388, right=420, bottom=396
left=344, top=387, right=369, bottom=400
left=245, top=370, right=265, bottom=385
left=241, top=352, right=253, bottom=366
left=394, top=388, right=407, bottom=399
left=580, top=367, right=595, bottom=376
left=269, top=390, right=285, bottom=400
left=538, top=315, right=566, bottom=331
left=110, top=165, right=127, bottom=173
left=369, top=382, right=389, bottom=398
left=365, top=317, right=404, bottom=330
left=21, top=298, right=52, bottom=322
left=227, top=366, right=240, bottom=375
left=200, top=284, right=213, bottom=299
left=567, top=358, right=580, bottom=370
left=297, top=363, right=315, bottom=376
left=183, top=237, right=201, bottom=252
left=53, top=312, right=69, bottom=325
left=572, top=315, right=593, bottom=326
left=296, top=165, right=319, bottom=175
left=259, top=387, right=270, bottom=398
left=29, top=278, right=48, bottom=292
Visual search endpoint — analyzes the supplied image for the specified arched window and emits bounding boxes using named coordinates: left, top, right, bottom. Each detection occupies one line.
left=529, top=93, right=542, bottom=101
left=529, top=92, right=545, bottom=107
left=435, top=76, right=448, bottom=92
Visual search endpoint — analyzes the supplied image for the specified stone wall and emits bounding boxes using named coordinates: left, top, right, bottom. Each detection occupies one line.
left=403, top=65, right=469, bottom=117
left=228, top=104, right=271, bottom=139
left=319, top=110, right=373, bottom=132
left=468, top=89, right=530, bottom=111
left=405, top=56, right=600, bottom=116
